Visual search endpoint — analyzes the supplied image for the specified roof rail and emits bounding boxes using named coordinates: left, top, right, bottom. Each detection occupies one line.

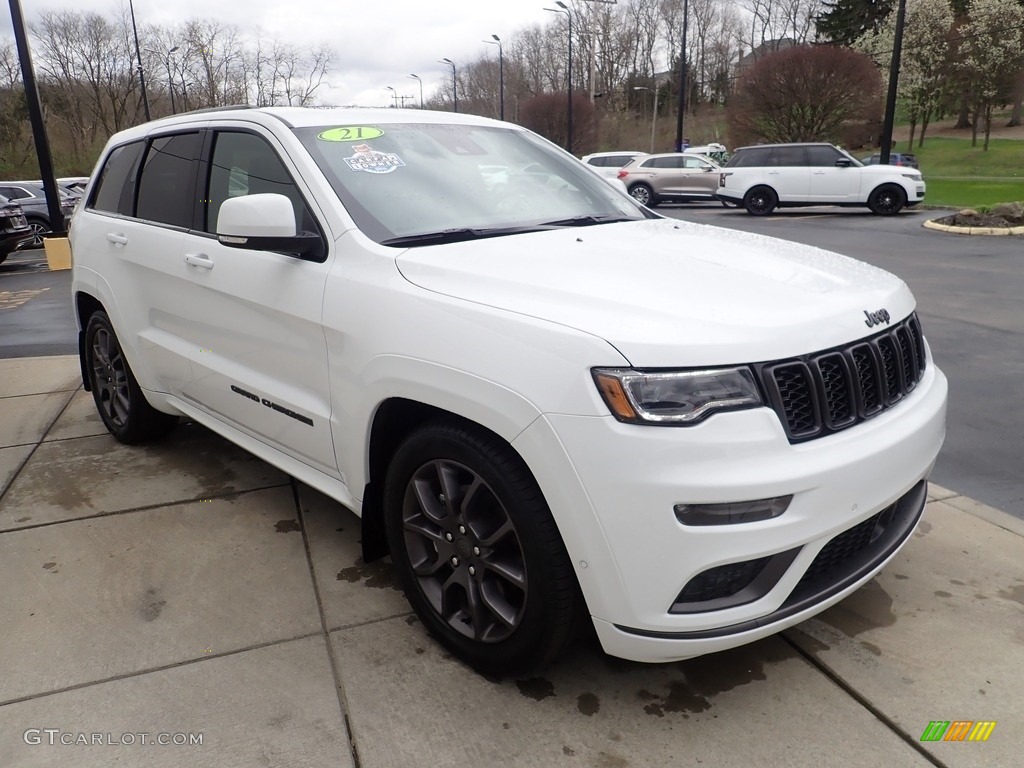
left=171, top=104, right=254, bottom=117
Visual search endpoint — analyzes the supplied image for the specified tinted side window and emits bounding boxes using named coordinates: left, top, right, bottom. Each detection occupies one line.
left=136, top=133, right=203, bottom=228
left=771, top=146, right=807, bottom=166
left=90, top=141, right=146, bottom=216
left=806, top=146, right=842, bottom=166
left=205, top=131, right=314, bottom=235
left=727, top=148, right=772, bottom=168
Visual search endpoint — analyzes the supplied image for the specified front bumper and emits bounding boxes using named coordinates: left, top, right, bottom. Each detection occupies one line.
left=513, top=361, right=947, bottom=663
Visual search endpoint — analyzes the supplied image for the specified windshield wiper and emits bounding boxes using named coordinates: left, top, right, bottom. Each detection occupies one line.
left=381, top=226, right=548, bottom=247
left=539, top=215, right=635, bottom=227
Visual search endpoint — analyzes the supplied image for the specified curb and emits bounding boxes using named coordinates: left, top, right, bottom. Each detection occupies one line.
left=923, top=218, right=1024, bottom=236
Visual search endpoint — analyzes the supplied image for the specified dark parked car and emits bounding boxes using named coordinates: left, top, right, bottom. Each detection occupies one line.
left=0, top=195, right=33, bottom=265
left=0, top=181, right=76, bottom=248
left=860, top=152, right=920, bottom=169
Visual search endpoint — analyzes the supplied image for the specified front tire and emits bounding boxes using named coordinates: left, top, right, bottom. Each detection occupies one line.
left=383, top=420, right=579, bottom=675
left=84, top=311, right=178, bottom=444
left=628, top=183, right=658, bottom=208
left=743, top=186, right=777, bottom=216
left=868, top=184, right=906, bottom=215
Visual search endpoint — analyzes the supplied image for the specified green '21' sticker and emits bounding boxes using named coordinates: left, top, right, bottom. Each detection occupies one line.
left=318, top=126, right=384, bottom=142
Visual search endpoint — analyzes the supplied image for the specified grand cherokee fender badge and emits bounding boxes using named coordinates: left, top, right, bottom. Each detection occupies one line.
left=230, top=385, right=313, bottom=427
left=863, top=308, right=891, bottom=328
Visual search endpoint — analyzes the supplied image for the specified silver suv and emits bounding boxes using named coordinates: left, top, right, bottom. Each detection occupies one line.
left=616, top=152, right=723, bottom=207
left=717, top=143, right=926, bottom=216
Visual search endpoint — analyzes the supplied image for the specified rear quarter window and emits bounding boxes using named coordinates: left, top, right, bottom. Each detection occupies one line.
left=90, top=141, right=146, bottom=216
left=136, top=133, right=204, bottom=228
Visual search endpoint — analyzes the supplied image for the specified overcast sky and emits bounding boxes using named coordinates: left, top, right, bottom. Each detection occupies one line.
left=3, top=0, right=567, bottom=107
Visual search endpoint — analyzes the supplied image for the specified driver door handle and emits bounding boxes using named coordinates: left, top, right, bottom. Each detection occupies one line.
left=184, top=253, right=214, bottom=269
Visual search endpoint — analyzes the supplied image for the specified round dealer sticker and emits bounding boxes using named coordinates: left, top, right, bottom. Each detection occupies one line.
left=318, top=126, right=384, bottom=142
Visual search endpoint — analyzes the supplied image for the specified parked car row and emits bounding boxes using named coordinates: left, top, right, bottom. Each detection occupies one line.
left=0, top=177, right=86, bottom=260
left=582, top=142, right=925, bottom=216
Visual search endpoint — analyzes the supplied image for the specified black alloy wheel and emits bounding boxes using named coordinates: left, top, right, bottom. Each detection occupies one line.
left=868, top=184, right=906, bottom=215
left=384, top=421, right=579, bottom=674
left=743, top=186, right=777, bottom=216
left=84, top=311, right=178, bottom=444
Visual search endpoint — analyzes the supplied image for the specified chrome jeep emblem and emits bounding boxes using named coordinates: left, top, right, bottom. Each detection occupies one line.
left=863, top=308, right=891, bottom=328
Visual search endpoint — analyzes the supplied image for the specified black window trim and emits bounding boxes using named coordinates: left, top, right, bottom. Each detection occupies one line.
left=192, top=126, right=329, bottom=263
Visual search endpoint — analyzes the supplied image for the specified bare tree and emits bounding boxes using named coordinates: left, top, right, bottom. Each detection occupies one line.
left=728, top=44, right=882, bottom=144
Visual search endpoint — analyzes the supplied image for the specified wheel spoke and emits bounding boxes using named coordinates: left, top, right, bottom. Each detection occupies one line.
left=411, top=476, right=447, bottom=525
left=477, top=518, right=515, bottom=547
left=479, top=579, right=519, bottom=630
left=435, top=461, right=464, bottom=514
left=481, top=555, right=526, bottom=589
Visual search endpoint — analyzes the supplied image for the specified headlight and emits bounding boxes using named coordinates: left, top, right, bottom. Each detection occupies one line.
left=902, top=172, right=922, bottom=181
left=592, top=367, right=763, bottom=425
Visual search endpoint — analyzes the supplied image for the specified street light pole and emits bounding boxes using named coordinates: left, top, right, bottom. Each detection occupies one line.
left=545, top=2, right=572, bottom=153
left=385, top=85, right=397, bottom=108
left=408, top=74, right=424, bottom=108
left=147, top=45, right=179, bottom=114
left=634, top=86, right=658, bottom=153
left=483, top=35, right=504, bottom=121
left=440, top=58, right=457, bottom=112
left=127, top=0, right=151, bottom=121
left=879, top=0, right=907, bottom=164
left=674, top=0, right=689, bottom=152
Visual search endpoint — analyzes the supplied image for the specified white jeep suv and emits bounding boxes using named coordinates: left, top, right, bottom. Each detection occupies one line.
left=70, top=108, right=947, bottom=674
left=717, top=143, right=926, bottom=215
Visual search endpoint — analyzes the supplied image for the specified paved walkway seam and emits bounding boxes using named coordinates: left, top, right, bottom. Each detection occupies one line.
left=0, top=388, right=77, bottom=507
left=0, top=631, right=324, bottom=708
left=293, top=478, right=363, bottom=768
left=781, top=634, right=951, bottom=768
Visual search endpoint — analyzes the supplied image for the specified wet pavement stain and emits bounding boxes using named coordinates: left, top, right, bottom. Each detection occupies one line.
left=893, top=573, right=909, bottom=580
left=15, top=516, right=30, bottom=523
left=934, top=590, right=953, bottom=598
left=595, top=750, right=629, bottom=767
left=502, top=722, right=510, bottom=730
left=141, top=588, right=166, bottom=622
left=577, top=692, right=600, bottom=716
left=974, top=593, right=990, bottom=600
left=916, top=520, right=933, bottom=535
left=515, top=677, right=555, bottom=701
left=335, top=559, right=400, bottom=590
left=563, top=746, right=576, bottom=756
left=42, top=562, right=57, bottom=570
left=997, top=584, right=1024, bottom=607
left=860, top=641, right=883, bottom=657
left=950, top=579, right=966, bottom=586
left=274, top=519, right=301, bottom=533
left=785, top=627, right=831, bottom=655
left=404, top=615, right=419, bottom=625
left=641, top=646, right=770, bottom=717
left=819, top=579, right=896, bottom=637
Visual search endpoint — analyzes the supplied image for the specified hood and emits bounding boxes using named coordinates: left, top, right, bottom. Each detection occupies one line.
left=394, top=218, right=915, bottom=367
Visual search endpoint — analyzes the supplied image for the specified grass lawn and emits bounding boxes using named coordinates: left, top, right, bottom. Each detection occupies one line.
left=922, top=179, right=1024, bottom=208
left=897, top=137, right=1024, bottom=207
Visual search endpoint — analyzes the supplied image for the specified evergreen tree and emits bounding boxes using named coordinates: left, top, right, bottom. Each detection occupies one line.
left=816, top=0, right=896, bottom=45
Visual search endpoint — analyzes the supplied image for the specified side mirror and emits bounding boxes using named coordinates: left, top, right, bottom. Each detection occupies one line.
left=835, top=159, right=853, bottom=168
left=702, top=166, right=714, bottom=172
left=216, top=193, right=323, bottom=260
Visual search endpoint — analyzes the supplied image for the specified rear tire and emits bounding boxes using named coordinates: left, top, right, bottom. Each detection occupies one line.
left=628, top=183, right=658, bottom=208
left=383, top=420, right=579, bottom=675
left=84, top=311, right=178, bottom=444
left=743, top=186, right=777, bottom=216
left=868, top=184, right=906, bottom=215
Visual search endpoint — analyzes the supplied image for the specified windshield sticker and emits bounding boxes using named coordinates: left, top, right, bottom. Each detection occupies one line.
left=318, top=126, right=384, bottom=142
left=344, top=144, right=405, bottom=174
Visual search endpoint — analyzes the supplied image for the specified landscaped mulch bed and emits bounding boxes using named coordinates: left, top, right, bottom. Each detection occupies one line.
left=934, top=204, right=1024, bottom=229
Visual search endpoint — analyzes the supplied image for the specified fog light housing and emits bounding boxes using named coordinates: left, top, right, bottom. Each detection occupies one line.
left=674, top=495, right=792, bottom=526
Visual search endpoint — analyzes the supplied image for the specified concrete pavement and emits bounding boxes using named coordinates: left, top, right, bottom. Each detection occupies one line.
left=1, top=356, right=1021, bottom=767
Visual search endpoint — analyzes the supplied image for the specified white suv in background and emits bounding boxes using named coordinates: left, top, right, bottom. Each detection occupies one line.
left=717, top=143, right=926, bottom=216
left=581, top=150, right=648, bottom=179
left=70, top=108, right=946, bottom=674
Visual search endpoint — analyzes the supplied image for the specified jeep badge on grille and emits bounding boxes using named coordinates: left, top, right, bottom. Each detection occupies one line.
left=863, top=308, right=891, bottom=328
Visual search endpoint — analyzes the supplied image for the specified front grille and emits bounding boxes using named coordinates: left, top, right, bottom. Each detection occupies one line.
left=760, top=314, right=927, bottom=443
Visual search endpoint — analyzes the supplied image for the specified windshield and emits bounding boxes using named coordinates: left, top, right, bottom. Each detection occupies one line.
left=294, top=123, right=647, bottom=245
